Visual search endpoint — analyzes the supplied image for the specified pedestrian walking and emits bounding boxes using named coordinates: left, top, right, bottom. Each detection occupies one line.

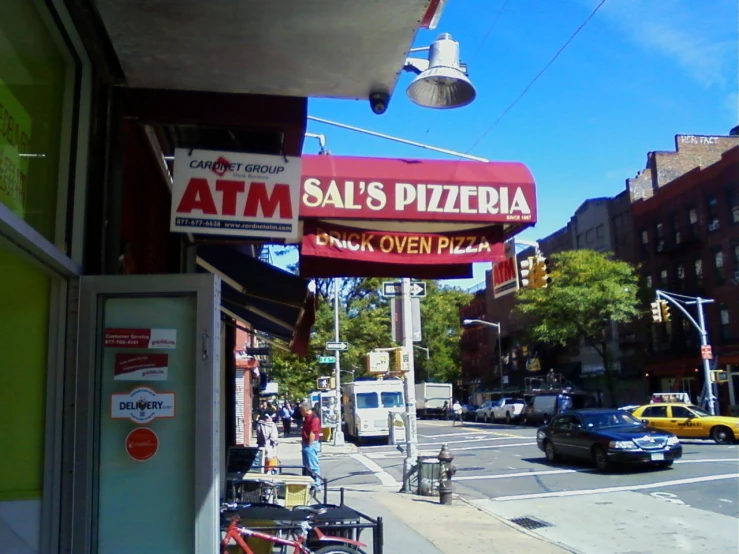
left=292, top=402, right=303, bottom=428
left=300, top=401, right=322, bottom=492
left=442, top=400, right=449, bottom=420
left=279, top=403, right=292, bottom=436
left=256, top=413, right=280, bottom=473
left=452, top=399, right=463, bottom=426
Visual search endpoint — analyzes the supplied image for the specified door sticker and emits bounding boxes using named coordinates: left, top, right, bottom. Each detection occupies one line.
left=115, top=353, right=169, bottom=381
left=104, top=328, right=177, bottom=349
left=111, top=387, right=176, bottom=424
left=125, top=427, right=159, bottom=461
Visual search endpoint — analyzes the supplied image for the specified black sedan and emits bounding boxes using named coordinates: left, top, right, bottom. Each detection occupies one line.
left=536, top=409, right=682, bottom=471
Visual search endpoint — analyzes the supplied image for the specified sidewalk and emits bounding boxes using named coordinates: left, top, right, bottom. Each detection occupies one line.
left=340, top=485, right=573, bottom=554
left=270, top=432, right=571, bottom=553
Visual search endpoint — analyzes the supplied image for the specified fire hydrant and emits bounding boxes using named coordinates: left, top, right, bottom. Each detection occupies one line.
left=437, top=444, right=456, bottom=505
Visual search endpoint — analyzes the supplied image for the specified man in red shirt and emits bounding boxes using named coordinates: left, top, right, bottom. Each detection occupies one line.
left=300, top=401, right=322, bottom=491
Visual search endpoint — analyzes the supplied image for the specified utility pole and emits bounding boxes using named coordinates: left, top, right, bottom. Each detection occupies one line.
left=400, top=277, right=418, bottom=492
left=333, top=279, right=345, bottom=445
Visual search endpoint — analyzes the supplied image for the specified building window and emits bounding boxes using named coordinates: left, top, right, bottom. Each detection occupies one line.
left=660, top=269, right=668, bottom=286
left=641, top=229, right=648, bottom=244
left=586, top=229, right=595, bottom=243
left=596, top=224, right=605, bottom=239
left=670, top=213, right=680, bottom=244
left=576, top=234, right=583, bottom=248
left=706, top=196, right=719, bottom=231
left=688, top=207, right=698, bottom=225
left=676, top=264, right=685, bottom=289
left=645, top=275, right=653, bottom=288
left=720, top=305, right=730, bottom=342
left=733, top=241, right=739, bottom=274
left=728, top=186, right=739, bottom=224
left=714, top=247, right=725, bottom=285
left=695, top=258, right=703, bottom=285
left=655, top=223, right=664, bottom=239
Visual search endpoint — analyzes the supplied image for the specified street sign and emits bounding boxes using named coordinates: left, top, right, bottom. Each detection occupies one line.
left=325, top=341, right=348, bottom=351
left=701, top=345, right=713, bottom=360
left=381, top=281, right=426, bottom=298
left=318, top=356, right=336, bottom=364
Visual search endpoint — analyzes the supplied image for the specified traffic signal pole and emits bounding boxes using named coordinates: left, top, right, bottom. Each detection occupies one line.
left=400, top=277, right=419, bottom=493
left=655, top=290, right=716, bottom=415
left=333, top=280, right=345, bottom=445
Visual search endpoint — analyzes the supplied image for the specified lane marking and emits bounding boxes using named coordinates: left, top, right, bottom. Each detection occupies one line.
left=453, top=458, right=739, bottom=481
left=365, top=442, right=537, bottom=459
left=675, top=458, right=739, bottom=465
left=493, top=473, right=739, bottom=501
left=650, top=491, right=688, bottom=506
left=456, top=469, right=578, bottom=481
left=349, top=453, right=399, bottom=486
left=418, top=432, right=487, bottom=439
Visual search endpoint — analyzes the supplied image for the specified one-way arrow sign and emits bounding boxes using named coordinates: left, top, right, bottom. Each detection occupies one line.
left=325, top=341, right=349, bottom=351
left=381, top=281, right=426, bottom=298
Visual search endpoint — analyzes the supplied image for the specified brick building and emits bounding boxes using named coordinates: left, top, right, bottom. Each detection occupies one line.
left=459, top=288, right=491, bottom=402
left=629, top=139, right=739, bottom=412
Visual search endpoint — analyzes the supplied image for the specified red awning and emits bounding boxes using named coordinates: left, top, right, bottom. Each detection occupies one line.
left=298, top=155, right=536, bottom=278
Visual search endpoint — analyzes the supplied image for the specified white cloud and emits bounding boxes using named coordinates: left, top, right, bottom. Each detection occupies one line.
left=586, top=0, right=737, bottom=88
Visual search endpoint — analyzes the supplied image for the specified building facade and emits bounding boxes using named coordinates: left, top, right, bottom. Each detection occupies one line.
left=629, top=140, right=739, bottom=413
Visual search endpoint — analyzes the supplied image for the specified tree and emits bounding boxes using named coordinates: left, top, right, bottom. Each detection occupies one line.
left=415, top=282, right=472, bottom=383
left=513, top=250, right=642, bottom=407
left=266, top=277, right=471, bottom=397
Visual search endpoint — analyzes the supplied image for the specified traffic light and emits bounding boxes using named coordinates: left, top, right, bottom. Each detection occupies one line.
left=519, top=256, right=536, bottom=288
left=659, top=300, right=671, bottom=322
left=710, top=370, right=728, bottom=383
left=532, top=257, right=551, bottom=288
left=650, top=301, right=662, bottom=323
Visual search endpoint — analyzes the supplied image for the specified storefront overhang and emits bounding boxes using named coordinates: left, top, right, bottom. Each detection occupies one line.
left=91, top=0, right=446, bottom=100
left=298, top=154, right=537, bottom=278
left=196, top=244, right=315, bottom=355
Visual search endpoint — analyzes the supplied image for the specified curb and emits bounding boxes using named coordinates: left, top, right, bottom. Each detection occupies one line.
left=456, top=495, right=583, bottom=554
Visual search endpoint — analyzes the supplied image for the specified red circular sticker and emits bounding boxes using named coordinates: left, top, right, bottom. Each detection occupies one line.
left=125, top=427, right=159, bottom=461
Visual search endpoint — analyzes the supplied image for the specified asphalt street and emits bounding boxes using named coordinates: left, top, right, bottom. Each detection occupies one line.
left=317, top=420, right=739, bottom=554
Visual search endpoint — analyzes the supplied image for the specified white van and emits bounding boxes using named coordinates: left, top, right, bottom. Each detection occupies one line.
left=342, top=379, right=405, bottom=443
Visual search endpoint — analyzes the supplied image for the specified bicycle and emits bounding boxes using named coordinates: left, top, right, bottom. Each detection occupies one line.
left=220, top=503, right=367, bottom=554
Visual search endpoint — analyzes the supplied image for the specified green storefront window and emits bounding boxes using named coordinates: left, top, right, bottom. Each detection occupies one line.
left=0, top=0, right=77, bottom=241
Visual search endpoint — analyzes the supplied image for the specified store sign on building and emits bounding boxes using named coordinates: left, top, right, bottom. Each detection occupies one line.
left=170, top=148, right=301, bottom=239
left=114, top=353, right=169, bottom=381
left=302, top=221, right=505, bottom=266
left=0, top=77, right=31, bottom=218
left=104, top=328, right=177, bottom=349
left=111, top=387, right=176, bottom=424
left=492, top=239, right=519, bottom=298
left=300, top=155, right=536, bottom=224
left=298, top=155, right=537, bottom=279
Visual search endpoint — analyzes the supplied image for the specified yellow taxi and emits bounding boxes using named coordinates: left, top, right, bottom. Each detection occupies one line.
left=631, top=403, right=739, bottom=444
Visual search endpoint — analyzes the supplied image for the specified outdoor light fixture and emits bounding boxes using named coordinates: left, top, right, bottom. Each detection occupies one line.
left=404, top=33, right=476, bottom=109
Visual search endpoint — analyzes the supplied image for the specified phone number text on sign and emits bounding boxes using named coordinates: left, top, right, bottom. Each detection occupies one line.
left=103, top=328, right=177, bottom=349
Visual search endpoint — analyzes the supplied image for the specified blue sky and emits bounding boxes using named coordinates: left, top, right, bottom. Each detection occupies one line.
left=279, top=0, right=738, bottom=289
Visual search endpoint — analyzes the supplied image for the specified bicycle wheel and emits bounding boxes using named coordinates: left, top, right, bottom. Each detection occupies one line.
left=313, top=545, right=366, bottom=554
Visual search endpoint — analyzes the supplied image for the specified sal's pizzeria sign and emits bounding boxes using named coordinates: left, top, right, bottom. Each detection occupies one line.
left=298, top=155, right=537, bottom=278
left=300, top=155, right=536, bottom=223
left=170, top=148, right=301, bottom=239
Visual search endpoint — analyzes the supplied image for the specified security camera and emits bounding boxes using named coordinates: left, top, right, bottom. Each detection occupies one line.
left=369, top=92, right=390, bottom=115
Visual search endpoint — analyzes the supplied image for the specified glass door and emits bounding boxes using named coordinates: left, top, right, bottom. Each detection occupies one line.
left=69, top=274, right=220, bottom=554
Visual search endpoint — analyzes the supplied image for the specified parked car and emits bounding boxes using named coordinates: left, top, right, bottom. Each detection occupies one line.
left=489, top=397, right=526, bottom=424
left=536, top=409, right=682, bottom=471
left=461, top=403, right=478, bottom=421
left=475, top=400, right=496, bottom=422
left=631, top=402, right=739, bottom=444
left=523, top=390, right=600, bottom=426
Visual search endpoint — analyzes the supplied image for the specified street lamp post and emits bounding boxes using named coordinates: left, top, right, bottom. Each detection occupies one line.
left=463, top=319, right=503, bottom=391
left=413, top=345, right=430, bottom=360
left=333, top=280, right=345, bottom=445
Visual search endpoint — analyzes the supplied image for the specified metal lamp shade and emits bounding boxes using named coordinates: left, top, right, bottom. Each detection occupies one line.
left=406, top=66, right=476, bottom=109
left=405, top=33, right=476, bottom=109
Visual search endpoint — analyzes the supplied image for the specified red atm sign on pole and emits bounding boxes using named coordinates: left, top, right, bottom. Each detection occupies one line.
left=701, top=345, right=713, bottom=360
left=492, top=239, right=519, bottom=299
